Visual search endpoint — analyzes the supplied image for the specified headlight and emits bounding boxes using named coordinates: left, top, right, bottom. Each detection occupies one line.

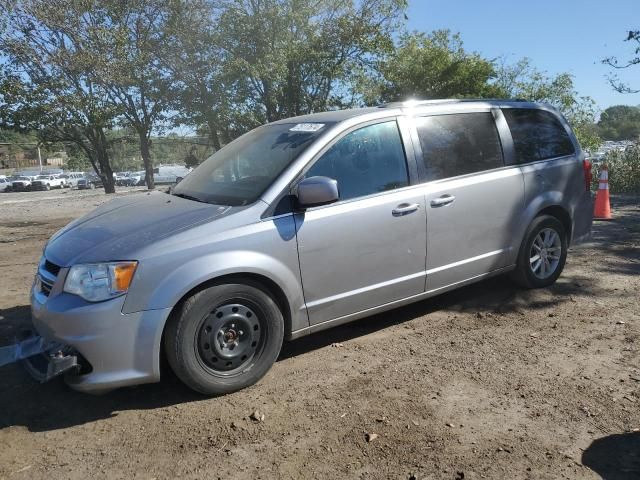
left=64, top=261, right=138, bottom=302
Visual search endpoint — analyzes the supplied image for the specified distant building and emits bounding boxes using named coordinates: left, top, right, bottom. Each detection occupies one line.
left=0, top=143, right=40, bottom=169
left=44, top=151, right=68, bottom=166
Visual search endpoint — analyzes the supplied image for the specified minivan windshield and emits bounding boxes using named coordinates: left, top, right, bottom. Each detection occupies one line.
left=173, top=122, right=331, bottom=206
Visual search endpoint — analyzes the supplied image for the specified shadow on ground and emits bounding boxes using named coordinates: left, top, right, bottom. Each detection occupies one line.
left=0, top=271, right=604, bottom=433
left=0, top=195, right=636, bottom=433
left=582, top=432, right=640, bottom=480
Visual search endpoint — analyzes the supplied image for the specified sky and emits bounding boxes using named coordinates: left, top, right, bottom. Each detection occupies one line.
left=406, top=0, right=640, bottom=110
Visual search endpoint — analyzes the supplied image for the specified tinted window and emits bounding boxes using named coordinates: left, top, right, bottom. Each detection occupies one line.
left=503, top=108, right=575, bottom=163
left=306, top=121, right=408, bottom=201
left=415, top=113, right=504, bottom=181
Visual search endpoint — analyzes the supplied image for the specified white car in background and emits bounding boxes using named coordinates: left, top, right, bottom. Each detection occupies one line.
left=9, top=176, right=33, bottom=191
left=31, top=175, right=66, bottom=191
left=60, top=172, right=85, bottom=188
left=153, top=165, right=192, bottom=185
left=0, top=177, right=10, bottom=192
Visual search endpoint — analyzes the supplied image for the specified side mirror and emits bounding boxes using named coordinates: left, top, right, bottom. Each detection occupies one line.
left=296, top=176, right=339, bottom=208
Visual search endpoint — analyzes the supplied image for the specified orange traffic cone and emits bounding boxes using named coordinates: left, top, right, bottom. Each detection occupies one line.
left=593, top=164, right=612, bottom=220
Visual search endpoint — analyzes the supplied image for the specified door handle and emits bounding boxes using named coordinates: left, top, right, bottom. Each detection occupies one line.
left=392, top=203, right=420, bottom=216
left=430, top=195, right=456, bottom=207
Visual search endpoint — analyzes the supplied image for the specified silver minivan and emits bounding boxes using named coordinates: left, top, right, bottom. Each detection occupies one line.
left=28, top=99, right=592, bottom=395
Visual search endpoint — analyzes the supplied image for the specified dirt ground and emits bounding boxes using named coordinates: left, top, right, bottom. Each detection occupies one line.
left=0, top=188, right=638, bottom=480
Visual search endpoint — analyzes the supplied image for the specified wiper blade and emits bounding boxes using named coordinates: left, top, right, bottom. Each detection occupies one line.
left=172, top=192, right=205, bottom=203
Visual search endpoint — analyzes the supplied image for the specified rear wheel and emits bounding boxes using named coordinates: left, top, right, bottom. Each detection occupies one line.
left=511, top=215, right=567, bottom=288
left=165, top=282, right=284, bottom=395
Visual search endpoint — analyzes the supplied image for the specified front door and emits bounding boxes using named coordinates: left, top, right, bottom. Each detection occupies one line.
left=294, top=120, right=427, bottom=325
left=412, top=111, right=525, bottom=292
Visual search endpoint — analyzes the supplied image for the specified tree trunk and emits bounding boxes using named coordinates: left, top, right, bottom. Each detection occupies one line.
left=138, top=129, right=155, bottom=190
left=96, top=128, right=116, bottom=194
left=100, top=156, right=116, bottom=194
left=205, top=113, right=222, bottom=151
left=84, top=126, right=115, bottom=194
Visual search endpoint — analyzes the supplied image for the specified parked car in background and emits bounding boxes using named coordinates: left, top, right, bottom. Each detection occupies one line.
left=9, top=176, right=33, bottom=191
left=77, top=175, right=104, bottom=190
left=152, top=164, right=192, bottom=185
left=0, top=177, right=9, bottom=192
left=115, top=172, right=130, bottom=186
left=60, top=172, right=85, bottom=188
left=133, top=171, right=146, bottom=186
left=31, top=175, right=66, bottom=191
left=115, top=172, right=143, bottom=186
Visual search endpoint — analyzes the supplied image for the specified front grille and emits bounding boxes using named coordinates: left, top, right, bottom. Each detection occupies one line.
left=44, top=260, right=61, bottom=276
left=38, top=258, right=61, bottom=298
left=40, top=280, right=52, bottom=296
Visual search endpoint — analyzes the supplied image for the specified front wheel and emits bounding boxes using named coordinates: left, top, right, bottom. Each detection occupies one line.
left=165, top=282, right=284, bottom=395
left=511, top=215, right=568, bottom=289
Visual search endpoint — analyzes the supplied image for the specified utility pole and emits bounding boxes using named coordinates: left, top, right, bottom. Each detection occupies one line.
left=37, top=144, right=42, bottom=172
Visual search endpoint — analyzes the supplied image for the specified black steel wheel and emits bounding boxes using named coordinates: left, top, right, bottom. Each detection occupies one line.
left=165, top=282, right=284, bottom=395
left=196, top=303, right=264, bottom=375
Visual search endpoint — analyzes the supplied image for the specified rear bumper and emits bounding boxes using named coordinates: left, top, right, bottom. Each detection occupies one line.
left=31, top=287, right=172, bottom=394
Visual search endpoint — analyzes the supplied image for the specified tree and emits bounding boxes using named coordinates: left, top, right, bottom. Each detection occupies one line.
left=83, top=0, right=176, bottom=190
left=162, top=0, right=251, bottom=150
left=598, top=105, right=640, bottom=141
left=0, top=2, right=119, bottom=193
left=362, top=30, right=501, bottom=103
left=164, top=0, right=406, bottom=147
left=603, top=29, right=639, bottom=94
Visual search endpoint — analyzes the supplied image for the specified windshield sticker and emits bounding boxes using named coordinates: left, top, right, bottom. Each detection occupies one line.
left=289, top=123, right=325, bottom=132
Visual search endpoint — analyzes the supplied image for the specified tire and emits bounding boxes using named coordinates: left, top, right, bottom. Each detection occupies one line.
left=510, top=215, right=568, bottom=289
left=164, top=282, right=284, bottom=395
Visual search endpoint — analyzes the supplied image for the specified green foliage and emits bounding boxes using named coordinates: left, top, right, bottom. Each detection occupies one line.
left=65, top=154, right=92, bottom=172
left=164, top=0, right=406, bottom=146
left=592, top=145, right=640, bottom=194
left=598, top=105, right=640, bottom=141
left=0, top=0, right=120, bottom=192
left=1, top=0, right=624, bottom=174
left=360, top=30, right=501, bottom=103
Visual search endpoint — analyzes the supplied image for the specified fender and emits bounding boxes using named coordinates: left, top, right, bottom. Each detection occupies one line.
left=143, top=250, right=306, bottom=328
left=516, top=190, right=571, bottom=247
left=121, top=207, right=310, bottom=333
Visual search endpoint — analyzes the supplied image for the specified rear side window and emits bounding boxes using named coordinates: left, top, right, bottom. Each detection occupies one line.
left=415, top=112, right=504, bottom=181
left=502, top=108, right=575, bottom=164
left=306, top=121, right=409, bottom=201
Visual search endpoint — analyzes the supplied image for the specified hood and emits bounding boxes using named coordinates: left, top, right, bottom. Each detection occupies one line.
left=45, top=191, right=232, bottom=266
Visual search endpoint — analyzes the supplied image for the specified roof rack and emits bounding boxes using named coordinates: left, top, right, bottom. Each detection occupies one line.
left=377, top=98, right=529, bottom=108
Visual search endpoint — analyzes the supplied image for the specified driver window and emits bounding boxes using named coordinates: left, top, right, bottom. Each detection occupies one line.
left=306, top=121, right=409, bottom=201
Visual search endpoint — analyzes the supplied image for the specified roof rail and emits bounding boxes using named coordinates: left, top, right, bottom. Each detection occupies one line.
left=377, top=98, right=530, bottom=108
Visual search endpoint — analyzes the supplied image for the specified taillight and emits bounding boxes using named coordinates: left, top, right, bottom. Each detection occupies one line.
left=583, top=158, right=592, bottom=192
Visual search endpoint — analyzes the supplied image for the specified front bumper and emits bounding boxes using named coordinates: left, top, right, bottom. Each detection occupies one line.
left=31, top=283, right=172, bottom=394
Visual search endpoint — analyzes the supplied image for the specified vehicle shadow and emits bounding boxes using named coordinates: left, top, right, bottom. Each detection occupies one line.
left=582, top=432, right=640, bottom=479
left=0, top=270, right=602, bottom=433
